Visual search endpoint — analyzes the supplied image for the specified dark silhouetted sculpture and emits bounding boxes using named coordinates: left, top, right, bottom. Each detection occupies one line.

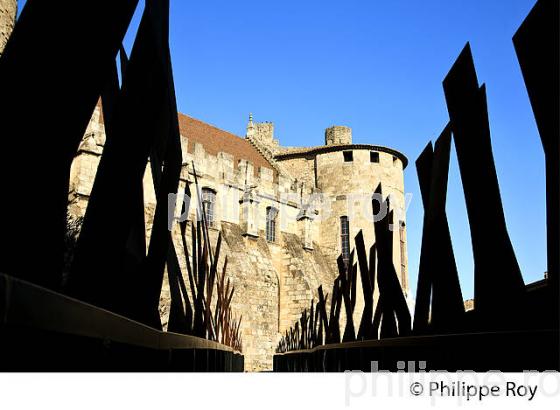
left=513, top=0, right=559, bottom=296
left=414, top=126, right=464, bottom=334
left=275, top=0, right=558, bottom=372
left=0, top=0, right=139, bottom=290
left=0, top=0, right=243, bottom=371
left=443, top=44, right=526, bottom=329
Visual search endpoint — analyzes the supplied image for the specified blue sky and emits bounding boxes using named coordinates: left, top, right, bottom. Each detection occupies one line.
left=19, top=0, right=547, bottom=299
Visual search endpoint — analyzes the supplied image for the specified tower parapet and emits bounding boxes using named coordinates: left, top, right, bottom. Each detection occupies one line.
left=325, top=125, right=352, bottom=145
left=246, top=114, right=279, bottom=150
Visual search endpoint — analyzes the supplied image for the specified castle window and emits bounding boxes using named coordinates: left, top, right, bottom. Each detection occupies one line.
left=343, top=151, right=353, bottom=162
left=399, top=221, right=407, bottom=291
left=266, top=206, right=278, bottom=243
left=340, top=216, right=350, bottom=264
left=393, top=155, right=398, bottom=166
left=370, top=151, right=380, bottom=163
left=201, top=188, right=216, bottom=228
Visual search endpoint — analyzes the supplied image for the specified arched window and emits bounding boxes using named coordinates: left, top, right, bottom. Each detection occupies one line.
left=201, top=188, right=216, bottom=228
left=266, top=206, right=278, bottom=243
left=340, top=216, right=350, bottom=264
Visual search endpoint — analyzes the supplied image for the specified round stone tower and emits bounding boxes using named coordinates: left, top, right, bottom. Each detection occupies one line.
left=0, top=0, right=17, bottom=57
left=314, top=127, right=408, bottom=290
left=275, top=125, right=409, bottom=325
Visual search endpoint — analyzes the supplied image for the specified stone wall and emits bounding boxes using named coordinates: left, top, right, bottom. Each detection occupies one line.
left=220, top=223, right=280, bottom=371
left=248, top=121, right=277, bottom=148
left=274, top=156, right=316, bottom=188
left=68, top=109, right=408, bottom=371
left=325, top=125, right=352, bottom=146
left=0, top=0, right=16, bottom=56
left=314, top=148, right=407, bottom=285
left=68, top=108, right=341, bottom=371
left=68, top=105, right=105, bottom=218
left=276, top=145, right=409, bottom=329
left=157, top=218, right=335, bottom=372
left=275, top=233, right=336, bottom=333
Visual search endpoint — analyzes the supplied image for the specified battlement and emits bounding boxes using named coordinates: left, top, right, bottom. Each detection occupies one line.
left=325, top=125, right=352, bottom=146
left=246, top=114, right=279, bottom=149
left=73, top=104, right=317, bottom=222
left=181, top=138, right=297, bottom=196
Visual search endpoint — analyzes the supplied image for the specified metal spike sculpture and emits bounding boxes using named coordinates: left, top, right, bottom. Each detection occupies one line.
left=277, top=184, right=411, bottom=352
left=443, top=44, right=527, bottom=328
left=0, top=0, right=244, bottom=370
left=68, top=0, right=180, bottom=327
left=63, top=2, right=243, bottom=349
left=276, top=2, right=557, bottom=372
left=513, top=0, right=559, bottom=295
left=414, top=126, right=464, bottom=334
left=0, top=0, right=139, bottom=290
left=172, top=163, right=242, bottom=352
left=373, top=190, right=411, bottom=338
left=355, top=232, right=376, bottom=341
left=340, top=251, right=357, bottom=342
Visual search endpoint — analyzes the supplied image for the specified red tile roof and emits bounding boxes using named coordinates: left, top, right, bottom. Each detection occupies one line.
left=178, top=113, right=273, bottom=177
left=96, top=99, right=273, bottom=177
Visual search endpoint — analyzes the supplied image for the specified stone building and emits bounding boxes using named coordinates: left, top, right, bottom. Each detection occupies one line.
left=1, top=2, right=409, bottom=371
left=69, top=105, right=409, bottom=371
left=0, top=0, right=17, bottom=57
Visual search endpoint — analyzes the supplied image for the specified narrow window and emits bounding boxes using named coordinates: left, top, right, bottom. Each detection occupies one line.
left=266, top=207, right=278, bottom=242
left=370, top=151, right=380, bottom=163
left=393, top=155, right=398, bottom=166
left=340, top=216, right=350, bottom=264
left=343, top=151, right=353, bottom=162
left=201, top=188, right=216, bottom=228
left=399, top=221, right=407, bottom=290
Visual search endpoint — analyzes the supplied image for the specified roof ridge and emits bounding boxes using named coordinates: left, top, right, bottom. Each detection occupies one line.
left=245, top=135, right=285, bottom=176
left=177, top=113, right=277, bottom=176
